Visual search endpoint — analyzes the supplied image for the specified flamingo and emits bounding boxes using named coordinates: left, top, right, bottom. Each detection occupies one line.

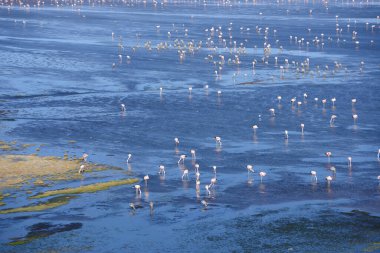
left=190, top=149, right=196, bottom=160
left=377, top=175, right=380, bottom=184
left=178, top=154, right=187, bottom=164
left=326, top=176, right=333, bottom=185
left=259, top=171, right=266, bottom=182
left=210, top=177, right=217, bottom=188
left=127, top=153, right=132, bottom=163
left=129, top=203, right=136, bottom=211
left=149, top=201, right=154, bottom=213
left=330, top=166, right=336, bottom=174
left=325, top=152, right=332, bottom=162
left=314, top=97, right=319, bottom=104
left=182, top=169, right=189, bottom=180
left=277, top=96, right=282, bottom=103
left=348, top=157, right=352, bottom=167
left=214, top=136, right=222, bottom=145
left=247, top=164, right=254, bottom=174
left=213, top=165, right=217, bottom=174
left=322, top=99, right=327, bottom=107
left=310, top=170, right=317, bottom=181
left=300, top=123, right=305, bottom=134
left=135, top=185, right=142, bottom=195
left=284, top=130, right=289, bottom=139
left=303, top=93, right=308, bottom=100
left=331, top=97, right=336, bottom=107
left=269, top=108, right=275, bottom=116
left=196, top=172, right=200, bottom=180
left=205, top=185, right=211, bottom=195
left=217, top=90, right=222, bottom=96
left=78, top=164, right=85, bottom=174
left=290, top=97, right=296, bottom=105
left=159, top=165, right=165, bottom=175
left=351, top=98, right=357, bottom=104
left=330, top=115, right=337, bottom=125
left=352, top=114, right=358, bottom=123
left=188, top=86, right=192, bottom=95
left=120, top=103, right=126, bottom=112
left=201, top=200, right=208, bottom=208
left=174, top=137, right=180, bottom=146
left=195, top=163, right=200, bottom=172
left=252, top=125, right=258, bottom=132
left=82, top=153, right=89, bottom=162
left=144, top=175, right=150, bottom=185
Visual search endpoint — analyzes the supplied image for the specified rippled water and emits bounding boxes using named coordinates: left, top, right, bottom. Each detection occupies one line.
left=0, top=1, right=380, bottom=252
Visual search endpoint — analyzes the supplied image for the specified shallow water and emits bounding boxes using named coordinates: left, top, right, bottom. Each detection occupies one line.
left=0, top=0, right=380, bottom=252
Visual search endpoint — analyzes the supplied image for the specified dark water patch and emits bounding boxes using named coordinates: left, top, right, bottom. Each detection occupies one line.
left=8, top=222, right=82, bottom=246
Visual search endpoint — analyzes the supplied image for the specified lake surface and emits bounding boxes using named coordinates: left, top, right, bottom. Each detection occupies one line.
left=0, top=0, right=380, bottom=252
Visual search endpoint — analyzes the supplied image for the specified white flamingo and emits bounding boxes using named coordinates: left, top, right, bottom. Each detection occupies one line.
left=120, top=104, right=126, bottom=112
left=330, top=115, right=337, bottom=125
left=82, top=153, right=89, bottom=162
left=182, top=169, right=189, bottom=180
left=310, top=170, right=317, bottom=181
left=144, top=175, right=150, bottom=185
left=325, top=152, right=332, bottom=162
left=259, top=171, right=266, bottom=182
left=178, top=155, right=187, bottom=164
left=352, top=114, right=358, bottom=123
left=214, top=136, right=222, bottom=145
left=127, top=153, right=132, bottom=163
left=205, top=185, right=211, bottom=195
left=78, top=164, right=85, bottom=174
left=174, top=137, right=180, bottom=146
left=135, top=185, right=142, bottom=195
left=191, top=149, right=196, bottom=160
left=159, top=165, right=165, bottom=175
left=326, top=176, right=333, bottom=186
left=348, top=157, right=352, bottom=167
left=284, top=130, right=289, bottom=139
left=247, top=164, right=254, bottom=174
left=300, top=123, right=305, bottom=134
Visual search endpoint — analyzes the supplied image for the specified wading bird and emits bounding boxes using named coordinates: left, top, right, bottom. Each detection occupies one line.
left=127, top=154, right=132, bottom=163
left=310, top=170, right=317, bottom=181
left=178, top=155, right=187, bottom=164
left=159, top=165, right=165, bottom=175
left=182, top=169, right=189, bottom=180
left=214, top=136, right=222, bottom=145
left=78, top=164, right=85, bottom=174
left=135, top=185, right=142, bottom=195
left=259, top=171, right=267, bottom=182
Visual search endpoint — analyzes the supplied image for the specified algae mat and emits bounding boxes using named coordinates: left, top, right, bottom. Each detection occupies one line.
left=30, top=178, right=139, bottom=199
left=0, top=196, right=76, bottom=214
left=0, top=154, right=106, bottom=189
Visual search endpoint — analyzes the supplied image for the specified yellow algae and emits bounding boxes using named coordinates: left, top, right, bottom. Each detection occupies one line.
left=31, top=178, right=139, bottom=199
left=0, top=192, right=9, bottom=206
left=21, top=144, right=35, bottom=149
left=363, top=242, right=380, bottom=252
left=0, top=154, right=110, bottom=189
left=0, top=196, right=75, bottom=214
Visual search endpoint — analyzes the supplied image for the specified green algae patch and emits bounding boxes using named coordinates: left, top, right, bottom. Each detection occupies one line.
left=31, top=178, right=139, bottom=199
left=0, top=195, right=76, bottom=214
